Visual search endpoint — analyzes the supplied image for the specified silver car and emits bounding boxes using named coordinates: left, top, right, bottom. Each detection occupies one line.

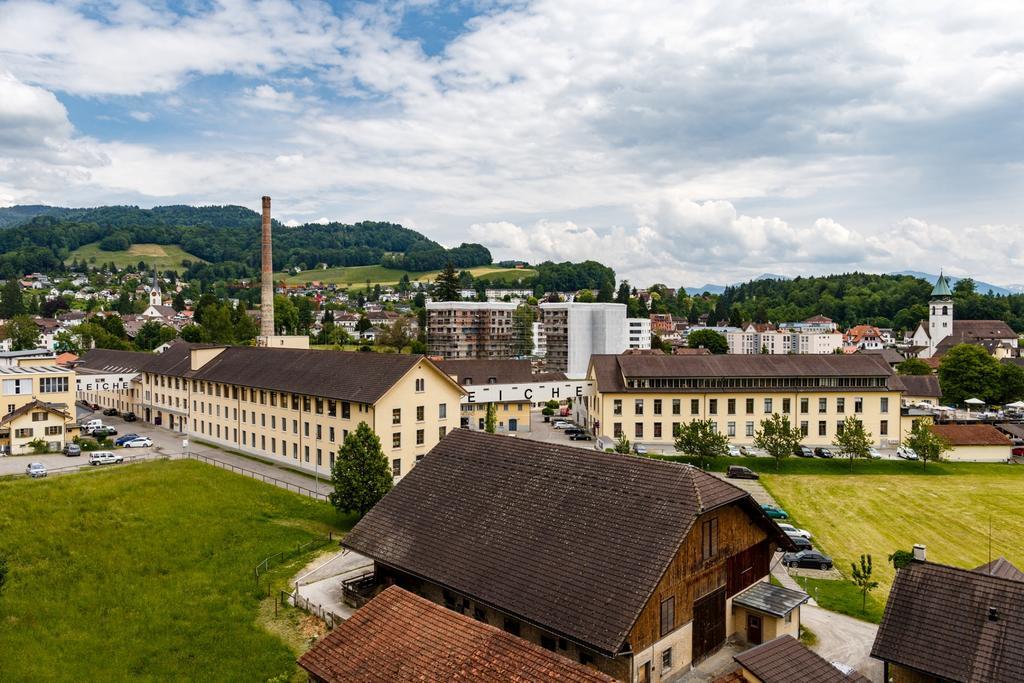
left=26, top=462, right=47, bottom=478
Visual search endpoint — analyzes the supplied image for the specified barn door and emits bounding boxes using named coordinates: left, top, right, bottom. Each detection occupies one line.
left=691, top=587, right=726, bottom=663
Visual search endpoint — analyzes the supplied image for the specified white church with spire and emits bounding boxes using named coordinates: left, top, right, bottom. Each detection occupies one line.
left=909, top=272, right=1018, bottom=359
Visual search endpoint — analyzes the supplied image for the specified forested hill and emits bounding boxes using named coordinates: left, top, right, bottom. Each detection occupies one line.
left=0, top=204, right=491, bottom=275
left=714, top=272, right=1024, bottom=332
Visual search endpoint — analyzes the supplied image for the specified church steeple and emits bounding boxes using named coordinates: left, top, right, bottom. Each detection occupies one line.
left=931, top=271, right=953, bottom=299
left=149, top=272, right=162, bottom=307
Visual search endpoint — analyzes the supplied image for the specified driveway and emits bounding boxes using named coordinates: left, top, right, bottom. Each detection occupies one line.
left=802, top=604, right=881, bottom=682
left=294, top=549, right=374, bottom=620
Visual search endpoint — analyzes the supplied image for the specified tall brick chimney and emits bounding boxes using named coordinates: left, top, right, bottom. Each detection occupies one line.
left=260, top=196, right=275, bottom=339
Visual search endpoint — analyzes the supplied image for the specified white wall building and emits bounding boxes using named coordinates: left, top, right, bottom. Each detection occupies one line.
left=531, top=321, right=546, bottom=358
left=540, top=302, right=628, bottom=379
left=626, top=318, right=652, bottom=350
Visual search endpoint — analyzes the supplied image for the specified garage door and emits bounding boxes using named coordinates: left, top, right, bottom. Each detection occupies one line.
left=692, top=587, right=726, bottom=663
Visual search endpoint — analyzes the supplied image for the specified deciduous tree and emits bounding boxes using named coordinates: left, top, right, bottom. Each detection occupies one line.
left=674, top=419, right=729, bottom=468
left=485, top=402, right=497, bottom=433
left=895, top=358, right=931, bottom=375
left=687, top=329, right=729, bottom=354
left=329, top=422, right=393, bottom=517
left=833, top=416, right=873, bottom=471
left=904, top=420, right=951, bottom=471
left=938, top=343, right=1001, bottom=405
left=851, top=554, right=879, bottom=614
left=2, top=314, right=39, bottom=351
left=755, top=413, right=803, bottom=471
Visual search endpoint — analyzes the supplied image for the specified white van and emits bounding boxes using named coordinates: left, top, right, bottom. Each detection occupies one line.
left=81, top=419, right=103, bottom=431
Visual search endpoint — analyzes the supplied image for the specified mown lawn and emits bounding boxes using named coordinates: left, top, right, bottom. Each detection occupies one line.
left=0, top=460, right=355, bottom=681
left=760, top=462, right=1024, bottom=594
left=65, top=242, right=206, bottom=271
left=281, top=263, right=537, bottom=287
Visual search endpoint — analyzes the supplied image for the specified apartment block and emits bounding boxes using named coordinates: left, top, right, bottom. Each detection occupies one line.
left=0, top=364, right=77, bottom=454
left=581, top=353, right=905, bottom=450
left=540, top=302, right=628, bottom=379
left=426, top=301, right=517, bottom=359
left=626, top=317, right=652, bottom=350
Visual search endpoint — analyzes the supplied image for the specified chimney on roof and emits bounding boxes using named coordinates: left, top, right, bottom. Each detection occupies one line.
left=912, top=543, right=927, bottom=562
left=260, top=196, right=275, bottom=339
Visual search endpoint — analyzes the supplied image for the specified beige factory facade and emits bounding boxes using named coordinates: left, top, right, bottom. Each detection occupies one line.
left=76, top=343, right=464, bottom=479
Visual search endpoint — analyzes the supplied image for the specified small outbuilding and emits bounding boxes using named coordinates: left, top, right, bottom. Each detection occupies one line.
left=927, top=424, right=1012, bottom=461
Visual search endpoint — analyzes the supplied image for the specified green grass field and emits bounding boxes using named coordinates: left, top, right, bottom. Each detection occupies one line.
left=761, top=461, right=1024, bottom=594
left=281, top=263, right=537, bottom=287
left=0, top=460, right=354, bottom=681
left=66, top=242, right=205, bottom=271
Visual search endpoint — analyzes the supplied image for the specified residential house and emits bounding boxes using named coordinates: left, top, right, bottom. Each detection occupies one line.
left=910, top=273, right=1019, bottom=359
left=341, top=430, right=798, bottom=682
left=871, top=548, right=1024, bottom=683
left=843, top=325, right=883, bottom=351
left=0, top=364, right=77, bottom=454
left=297, top=586, right=615, bottom=683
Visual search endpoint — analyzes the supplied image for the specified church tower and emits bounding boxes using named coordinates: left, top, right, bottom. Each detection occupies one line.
left=928, top=271, right=953, bottom=353
left=149, top=273, right=162, bottom=307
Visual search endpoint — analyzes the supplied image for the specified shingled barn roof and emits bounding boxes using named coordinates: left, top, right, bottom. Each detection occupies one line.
left=343, top=429, right=786, bottom=656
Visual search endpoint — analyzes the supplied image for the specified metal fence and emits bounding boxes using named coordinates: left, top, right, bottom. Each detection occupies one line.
left=282, top=588, right=345, bottom=630
left=185, top=451, right=329, bottom=502
left=254, top=534, right=335, bottom=583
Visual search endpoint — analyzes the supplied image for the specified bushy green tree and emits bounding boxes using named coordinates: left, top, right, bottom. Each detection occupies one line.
left=938, top=344, right=1001, bottom=405
left=0, top=278, right=24, bottom=318
left=895, top=358, right=931, bottom=375
left=433, top=261, right=461, bottom=302
left=3, top=315, right=40, bottom=351
left=134, top=321, right=177, bottom=351
left=674, top=419, right=729, bottom=468
left=833, top=416, right=873, bottom=471
left=613, top=434, right=631, bottom=454
left=687, top=329, right=729, bottom=354
left=755, top=413, right=803, bottom=471
left=485, top=402, right=497, bottom=433
left=329, top=422, right=393, bottom=517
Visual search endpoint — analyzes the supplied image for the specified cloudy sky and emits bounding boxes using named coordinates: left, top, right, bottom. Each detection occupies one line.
left=1, top=0, right=1022, bottom=287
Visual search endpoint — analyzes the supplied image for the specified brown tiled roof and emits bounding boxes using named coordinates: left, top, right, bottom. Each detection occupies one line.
left=734, top=635, right=866, bottom=683
left=927, top=424, right=1011, bottom=446
left=935, top=320, right=1018, bottom=354
left=861, top=348, right=905, bottom=365
left=871, top=561, right=1024, bottom=682
left=144, top=344, right=456, bottom=404
left=77, top=348, right=155, bottom=373
left=297, top=586, right=615, bottom=683
left=897, top=375, right=941, bottom=398
left=973, top=557, right=1024, bottom=582
left=342, top=430, right=787, bottom=655
left=589, top=353, right=895, bottom=393
left=435, top=359, right=536, bottom=385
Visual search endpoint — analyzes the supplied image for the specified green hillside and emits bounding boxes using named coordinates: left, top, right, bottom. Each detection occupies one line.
left=281, top=264, right=537, bottom=287
left=67, top=242, right=206, bottom=271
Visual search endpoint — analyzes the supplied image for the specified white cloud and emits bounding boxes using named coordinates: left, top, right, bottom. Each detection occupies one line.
left=128, top=111, right=153, bottom=122
left=0, top=1, right=1022, bottom=285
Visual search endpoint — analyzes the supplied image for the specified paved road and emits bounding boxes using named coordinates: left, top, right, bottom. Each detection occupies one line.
left=802, top=604, right=882, bottom=682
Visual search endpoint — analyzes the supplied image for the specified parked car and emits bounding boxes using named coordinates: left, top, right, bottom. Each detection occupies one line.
left=776, top=522, right=811, bottom=539
left=633, top=444, right=648, bottom=455
left=727, top=444, right=742, bottom=457
left=564, top=427, right=583, bottom=436
left=1013, top=446, right=1024, bottom=457
left=783, top=550, right=833, bottom=570
left=88, top=426, right=118, bottom=438
left=89, top=403, right=100, bottom=411
left=896, top=446, right=919, bottom=460
left=122, top=437, right=153, bottom=449
left=115, top=434, right=140, bottom=446
left=760, top=503, right=788, bottom=519
left=62, top=443, right=81, bottom=457
left=102, top=407, right=119, bottom=417
left=741, top=446, right=767, bottom=457
left=552, top=421, right=572, bottom=430
left=785, top=532, right=813, bottom=551
left=81, top=419, right=103, bottom=431
left=794, top=445, right=814, bottom=458
left=123, top=412, right=137, bottom=422
left=89, top=451, right=124, bottom=465
left=26, top=462, right=47, bottom=478
left=814, top=447, right=834, bottom=459
left=727, top=465, right=759, bottom=480
left=569, top=433, right=592, bottom=441
left=867, top=447, right=882, bottom=460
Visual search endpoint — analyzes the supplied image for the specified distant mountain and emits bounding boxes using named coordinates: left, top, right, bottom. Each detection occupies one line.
left=889, top=270, right=1014, bottom=297
left=688, top=273, right=789, bottom=296
left=0, top=204, right=76, bottom=229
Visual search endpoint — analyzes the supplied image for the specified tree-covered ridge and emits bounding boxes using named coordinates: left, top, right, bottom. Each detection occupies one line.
left=0, top=204, right=492, bottom=276
left=714, top=272, right=1024, bottom=332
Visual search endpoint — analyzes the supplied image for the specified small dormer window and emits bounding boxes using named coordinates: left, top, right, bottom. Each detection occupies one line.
left=464, top=378, right=472, bottom=386
left=488, top=377, right=497, bottom=384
